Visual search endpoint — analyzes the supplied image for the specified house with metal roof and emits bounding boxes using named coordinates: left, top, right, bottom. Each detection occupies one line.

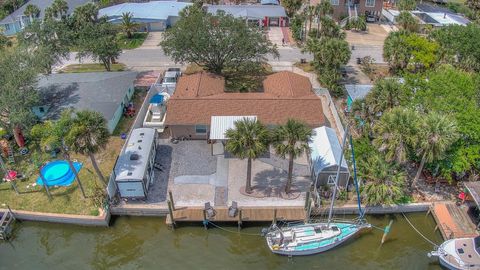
left=0, top=0, right=90, bottom=36
left=35, top=71, right=138, bottom=133
left=205, top=4, right=288, bottom=27
left=309, top=126, right=350, bottom=187
left=99, top=1, right=192, bottom=32
left=114, top=128, right=158, bottom=199
left=345, top=84, right=374, bottom=112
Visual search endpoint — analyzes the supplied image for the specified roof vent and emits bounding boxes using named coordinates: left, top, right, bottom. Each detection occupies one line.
left=130, top=153, right=140, bottom=160
left=127, top=172, right=133, bottom=176
left=138, top=140, right=142, bottom=143
left=138, top=146, right=142, bottom=150
left=140, top=132, right=145, bottom=136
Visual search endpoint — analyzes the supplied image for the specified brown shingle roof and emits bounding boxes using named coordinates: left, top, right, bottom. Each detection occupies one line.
left=263, top=71, right=313, bottom=97
left=166, top=71, right=325, bottom=126
left=173, top=72, right=225, bottom=98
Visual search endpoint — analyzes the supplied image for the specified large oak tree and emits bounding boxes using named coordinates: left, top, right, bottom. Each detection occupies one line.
left=161, top=6, right=278, bottom=75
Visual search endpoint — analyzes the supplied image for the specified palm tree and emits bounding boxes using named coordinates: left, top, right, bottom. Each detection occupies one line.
left=364, top=78, right=405, bottom=121
left=65, top=110, right=110, bottom=186
left=360, top=153, right=406, bottom=206
left=373, top=107, right=419, bottom=164
left=412, top=112, right=458, bottom=187
left=314, top=1, right=333, bottom=37
left=396, top=11, right=419, bottom=32
left=52, top=0, right=69, bottom=18
left=225, top=118, right=270, bottom=194
left=383, top=30, right=411, bottom=73
left=24, top=4, right=40, bottom=22
left=306, top=6, right=315, bottom=35
left=273, top=119, right=312, bottom=194
left=121, top=12, right=139, bottom=39
left=31, top=111, right=87, bottom=198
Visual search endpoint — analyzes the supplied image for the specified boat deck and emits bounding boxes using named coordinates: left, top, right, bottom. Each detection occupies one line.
left=430, top=202, right=478, bottom=240
left=166, top=206, right=306, bottom=226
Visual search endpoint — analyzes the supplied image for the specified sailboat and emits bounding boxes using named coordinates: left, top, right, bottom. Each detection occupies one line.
left=263, top=127, right=371, bottom=256
left=428, top=236, right=480, bottom=270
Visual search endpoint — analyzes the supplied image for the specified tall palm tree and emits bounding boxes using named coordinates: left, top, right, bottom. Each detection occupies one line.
left=24, top=4, right=40, bottom=22
left=360, top=153, right=406, bottom=206
left=31, top=111, right=86, bottom=198
left=306, top=6, right=315, bottom=34
left=65, top=110, right=110, bottom=186
left=52, top=0, right=69, bottom=18
left=225, top=118, right=270, bottom=194
left=121, top=12, right=139, bottom=39
left=364, top=78, right=405, bottom=121
left=373, top=107, right=419, bottom=164
left=314, top=1, right=333, bottom=37
left=273, top=119, right=312, bottom=194
left=412, top=112, right=458, bottom=186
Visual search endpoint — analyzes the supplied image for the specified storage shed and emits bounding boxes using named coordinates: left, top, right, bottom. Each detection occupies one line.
left=115, top=128, right=157, bottom=199
left=309, top=126, right=350, bottom=188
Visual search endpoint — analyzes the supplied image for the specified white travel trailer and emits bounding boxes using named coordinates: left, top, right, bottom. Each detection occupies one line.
left=115, top=128, right=157, bottom=199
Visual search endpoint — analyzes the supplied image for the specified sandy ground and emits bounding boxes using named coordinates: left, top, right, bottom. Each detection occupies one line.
left=345, top=24, right=389, bottom=46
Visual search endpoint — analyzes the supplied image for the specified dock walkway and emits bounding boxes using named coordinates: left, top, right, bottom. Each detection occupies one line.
left=430, top=202, right=478, bottom=240
left=166, top=206, right=306, bottom=227
left=0, top=207, right=16, bottom=240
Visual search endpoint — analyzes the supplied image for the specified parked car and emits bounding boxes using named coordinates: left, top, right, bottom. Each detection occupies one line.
left=161, top=68, right=182, bottom=89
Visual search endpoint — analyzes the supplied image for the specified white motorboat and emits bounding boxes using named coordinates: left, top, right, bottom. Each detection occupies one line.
left=429, top=236, right=480, bottom=270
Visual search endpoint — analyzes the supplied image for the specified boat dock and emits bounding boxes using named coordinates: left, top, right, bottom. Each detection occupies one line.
left=0, top=206, right=16, bottom=240
left=166, top=205, right=306, bottom=228
left=429, top=202, right=478, bottom=240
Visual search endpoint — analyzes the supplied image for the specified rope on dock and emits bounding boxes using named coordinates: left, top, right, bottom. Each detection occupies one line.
left=206, top=221, right=262, bottom=237
left=402, top=212, right=438, bottom=247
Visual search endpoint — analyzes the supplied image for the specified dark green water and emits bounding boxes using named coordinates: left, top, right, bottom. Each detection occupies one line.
left=0, top=213, right=443, bottom=270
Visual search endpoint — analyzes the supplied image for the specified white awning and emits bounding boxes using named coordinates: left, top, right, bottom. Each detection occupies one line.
left=209, top=116, right=257, bottom=140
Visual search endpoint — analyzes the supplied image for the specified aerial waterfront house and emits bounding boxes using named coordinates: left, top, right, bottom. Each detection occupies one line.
left=0, top=0, right=90, bottom=36
left=165, top=71, right=326, bottom=139
left=205, top=4, right=289, bottom=27
left=35, top=71, right=138, bottom=134
left=98, top=1, right=192, bottom=32
left=309, top=0, right=383, bottom=21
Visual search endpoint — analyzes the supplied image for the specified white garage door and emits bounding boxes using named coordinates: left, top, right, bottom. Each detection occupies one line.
left=149, top=21, right=165, bottom=31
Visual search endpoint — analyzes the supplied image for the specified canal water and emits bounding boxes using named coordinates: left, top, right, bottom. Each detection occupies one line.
left=0, top=213, right=443, bottom=270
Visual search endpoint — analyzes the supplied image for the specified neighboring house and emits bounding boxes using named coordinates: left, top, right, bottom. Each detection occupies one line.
left=382, top=9, right=468, bottom=26
left=165, top=71, right=326, bottom=139
left=345, top=84, right=373, bottom=112
left=309, top=126, right=350, bottom=187
left=0, top=0, right=90, bottom=36
left=205, top=4, right=288, bottom=27
left=310, top=0, right=382, bottom=20
left=98, top=1, right=192, bottom=32
left=35, top=71, right=138, bottom=134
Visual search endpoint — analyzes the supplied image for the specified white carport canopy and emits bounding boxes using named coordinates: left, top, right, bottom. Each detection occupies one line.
left=210, top=116, right=257, bottom=140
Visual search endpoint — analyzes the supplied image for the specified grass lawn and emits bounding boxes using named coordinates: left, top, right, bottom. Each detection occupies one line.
left=294, top=61, right=315, bottom=73
left=117, top=32, right=148, bottom=50
left=0, top=138, right=124, bottom=216
left=60, top=63, right=127, bottom=73
left=112, top=88, right=148, bottom=136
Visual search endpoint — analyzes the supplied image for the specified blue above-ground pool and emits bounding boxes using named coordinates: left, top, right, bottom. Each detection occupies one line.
left=36, top=160, right=83, bottom=187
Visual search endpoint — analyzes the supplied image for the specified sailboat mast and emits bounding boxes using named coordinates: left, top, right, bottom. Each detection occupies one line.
left=349, top=134, right=364, bottom=218
left=327, top=126, right=349, bottom=226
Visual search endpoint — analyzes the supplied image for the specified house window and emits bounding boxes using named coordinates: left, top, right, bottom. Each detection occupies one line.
left=327, top=175, right=337, bottom=185
left=366, top=0, right=375, bottom=7
left=195, top=125, right=207, bottom=134
left=4, top=24, right=10, bottom=31
left=39, top=107, right=45, bottom=113
left=331, top=0, right=339, bottom=5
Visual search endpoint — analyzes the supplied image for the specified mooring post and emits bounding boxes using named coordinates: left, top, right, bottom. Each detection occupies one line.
left=203, top=210, right=208, bottom=230
left=304, top=191, right=311, bottom=210
left=168, top=191, right=175, bottom=211
left=238, top=209, right=242, bottom=231
left=305, top=200, right=312, bottom=223
left=167, top=200, right=175, bottom=229
left=272, top=208, right=277, bottom=225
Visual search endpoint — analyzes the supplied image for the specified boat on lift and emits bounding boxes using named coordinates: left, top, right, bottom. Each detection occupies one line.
left=263, top=127, right=371, bottom=256
left=428, top=236, right=480, bottom=270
